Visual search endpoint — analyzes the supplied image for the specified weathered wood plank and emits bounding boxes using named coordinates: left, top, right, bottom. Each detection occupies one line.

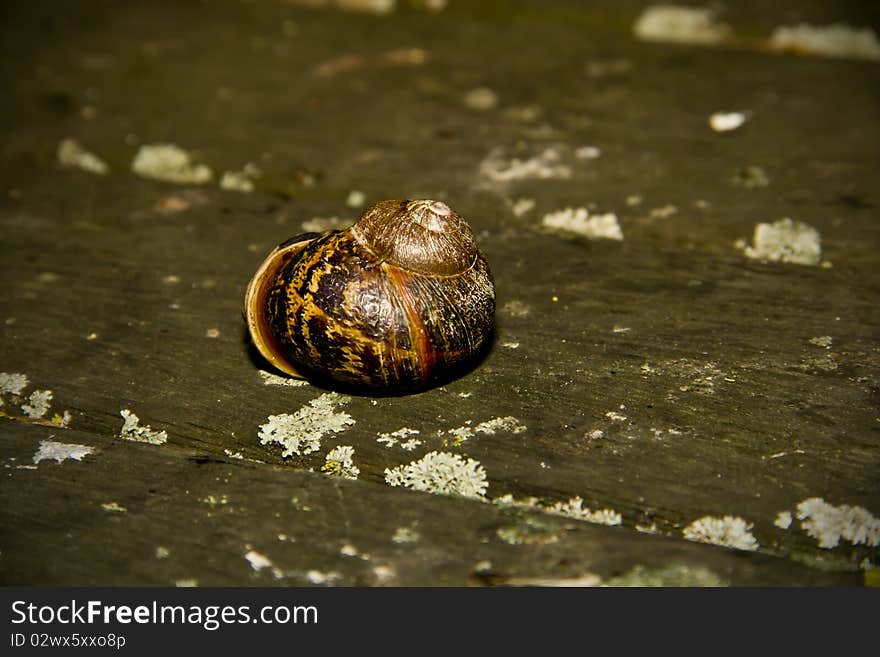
left=0, top=419, right=861, bottom=586
left=0, top=0, right=878, bottom=584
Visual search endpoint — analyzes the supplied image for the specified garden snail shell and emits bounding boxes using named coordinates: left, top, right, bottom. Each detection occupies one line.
left=245, top=199, right=495, bottom=393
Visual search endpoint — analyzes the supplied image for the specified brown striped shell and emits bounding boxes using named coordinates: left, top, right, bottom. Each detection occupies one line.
left=244, top=199, right=495, bottom=393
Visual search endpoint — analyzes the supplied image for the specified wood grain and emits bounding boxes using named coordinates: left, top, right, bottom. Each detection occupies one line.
left=0, top=0, right=877, bottom=585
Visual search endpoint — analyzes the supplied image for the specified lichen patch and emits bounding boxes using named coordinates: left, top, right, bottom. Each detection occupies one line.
left=546, top=497, right=622, bottom=526
left=384, top=451, right=488, bottom=499
left=376, top=427, right=421, bottom=449
left=542, top=207, right=623, bottom=241
left=119, top=410, right=168, bottom=445
left=769, top=23, right=880, bottom=61
left=740, top=218, right=821, bottom=266
left=709, top=111, right=748, bottom=132
left=774, top=511, right=793, bottom=530
left=479, top=146, right=572, bottom=184
left=321, top=445, right=360, bottom=479
left=32, top=440, right=94, bottom=465
left=604, top=564, right=727, bottom=587
left=796, top=497, right=879, bottom=549
left=683, top=515, right=759, bottom=551
left=244, top=550, right=283, bottom=579
left=259, top=393, right=354, bottom=458
left=633, top=5, right=730, bottom=45
left=219, top=163, right=262, bottom=193
left=391, top=526, right=421, bottom=544
left=21, top=390, right=53, bottom=419
left=131, top=143, right=213, bottom=185
left=0, top=372, right=29, bottom=396
left=57, top=138, right=109, bottom=175
left=259, top=370, right=309, bottom=387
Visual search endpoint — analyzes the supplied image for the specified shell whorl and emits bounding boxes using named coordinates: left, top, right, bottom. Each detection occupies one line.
left=351, top=199, right=478, bottom=276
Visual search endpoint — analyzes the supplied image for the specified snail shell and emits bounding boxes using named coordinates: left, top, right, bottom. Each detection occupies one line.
left=245, top=199, right=495, bottom=393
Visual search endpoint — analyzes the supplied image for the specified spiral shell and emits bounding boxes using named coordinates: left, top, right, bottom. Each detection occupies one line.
left=245, top=199, right=495, bottom=393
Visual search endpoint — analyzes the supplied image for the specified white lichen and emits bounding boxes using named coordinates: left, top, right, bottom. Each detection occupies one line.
left=334, top=0, right=395, bottom=14
left=119, top=409, right=168, bottom=445
left=32, top=440, right=94, bottom=465
left=442, top=416, right=526, bottom=445
left=546, top=497, right=622, bottom=526
left=809, top=336, right=833, bottom=349
left=21, top=390, right=52, bottom=419
left=542, top=207, right=623, bottom=241
left=131, top=143, right=213, bottom=185
left=480, top=146, right=571, bottom=183
left=443, top=424, right=474, bottom=445
left=321, top=445, right=360, bottom=480
left=769, top=23, right=880, bottom=61
left=400, top=438, right=422, bottom=451
left=463, top=87, right=499, bottom=111
left=338, top=538, right=361, bottom=556
left=346, top=190, right=366, bottom=207
left=709, top=112, right=748, bottom=132
left=574, top=145, right=601, bottom=160
left=683, top=515, right=759, bottom=551
left=304, top=570, right=341, bottom=585
left=473, top=416, right=527, bottom=435
left=0, top=372, right=28, bottom=396
left=742, top=218, right=821, bottom=266
left=509, top=197, right=535, bottom=217
left=258, top=393, right=354, bottom=458
left=371, top=565, right=396, bottom=584
left=641, top=358, right=731, bottom=395
left=774, top=511, right=793, bottom=530
left=384, top=451, right=488, bottom=499
left=376, top=427, right=420, bottom=448
left=57, top=138, right=109, bottom=175
left=200, top=494, right=228, bottom=507
left=220, top=163, right=261, bottom=193
left=649, top=205, right=678, bottom=220
left=244, top=550, right=283, bottom=578
left=391, top=526, right=421, bottom=543
left=496, top=519, right=564, bottom=545
left=796, top=497, right=880, bottom=549
left=259, top=370, right=309, bottom=387
left=492, top=494, right=542, bottom=510
left=633, top=5, right=730, bottom=45
left=51, top=410, right=73, bottom=427
left=174, top=579, right=198, bottom=587
left=244, top=550, right=273, bottom=571
left=604, top=564, right=727, bottom=587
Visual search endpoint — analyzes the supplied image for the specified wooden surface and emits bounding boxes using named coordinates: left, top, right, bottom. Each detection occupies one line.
left=1, top=0, right=878, bottom=586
